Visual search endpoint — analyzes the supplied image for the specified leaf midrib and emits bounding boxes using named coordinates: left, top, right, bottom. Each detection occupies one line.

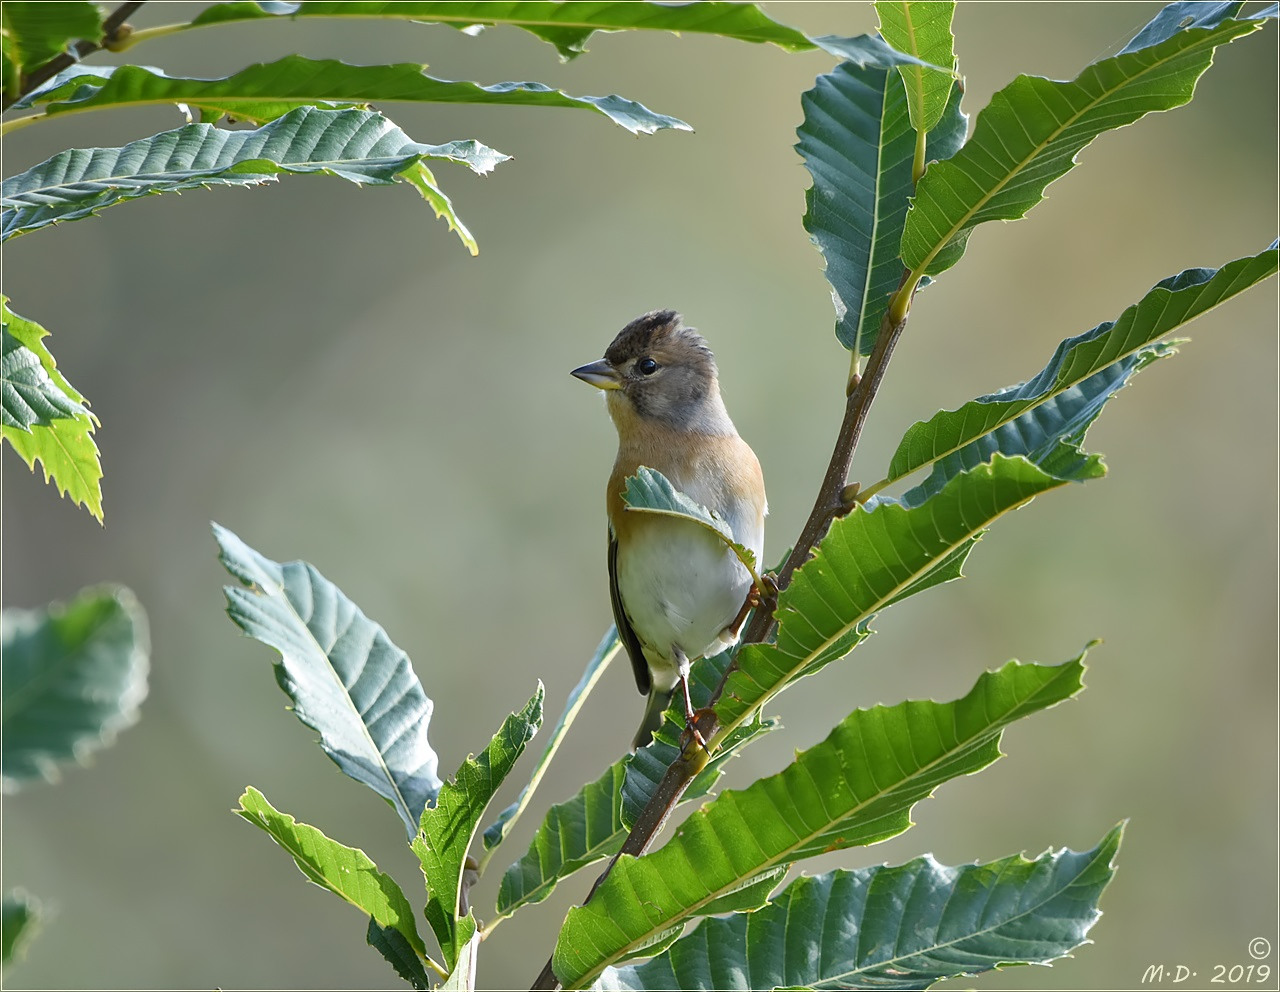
left=576, top=665, right=1078, bottom=986
left=908, top=22, right=1252, bottom=278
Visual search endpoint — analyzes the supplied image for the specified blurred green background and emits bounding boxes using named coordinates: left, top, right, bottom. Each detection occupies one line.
left=3, top=3, right=1276, bottom=989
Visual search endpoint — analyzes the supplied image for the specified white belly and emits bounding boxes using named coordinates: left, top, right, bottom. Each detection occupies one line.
left=614, top=513, right=757, bottom=692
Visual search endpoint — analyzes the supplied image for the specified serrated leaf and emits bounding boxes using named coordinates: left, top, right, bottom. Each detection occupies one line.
left=484, top=626, right=621, bottom=853
left=414, top=685, right=543, bottom=969
left=1, top=106, right=506, bottom=252
left=496, top=760, right=630, bottom=920
left=714, top=455, right=1096, bottom=741
left=2, top=325, right=86, bottom=429
left=366, top=918, right=431, bottom=991
left=236, top=787, right=430, bottom=963
left=598, top=825, right=1123, bottom=990
left=2, top=412, right=102, bottom=521
left=2, top=889, right=44, bottom=965
left=621, top=645, right=778, bottom=827
left=1, top=586, right=148, bottom=791
left=901, top=7, right=1271, bottom=277
left=12, top=57, right=690, bottom=135
left=554, top=656, right=1089, bottom=988
left=622, top=467, right=756, bottom=576
left=1, top=298, right=88, bottom=408
left=0, top=297, right=101, bottom=519
left=884, top=245, right=1280, bottom=504
left=1, top=1, right=101, bottom=82
left=183, top=2, right=815, bottom=61
left=496, top=647, right=772, bottom=923
left=874, top=1, right=957, bottom=134
left=797, top=40, right=966, bottom=354
left=215, top=523, right=443, bottom=838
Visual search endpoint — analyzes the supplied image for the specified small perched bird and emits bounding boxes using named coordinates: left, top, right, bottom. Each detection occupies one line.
left=572, top=310, right=766, bottom=749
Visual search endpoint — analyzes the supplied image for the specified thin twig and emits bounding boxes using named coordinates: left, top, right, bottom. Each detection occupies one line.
left=529, top=278, right=919, bottom=991
left=3, top=2, right=146, bottom=111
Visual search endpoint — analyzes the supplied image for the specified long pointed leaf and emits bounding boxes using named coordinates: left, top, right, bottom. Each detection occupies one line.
left=598, top=825, right=1123, bottom=990
left=901, top=7, right=1271, bottom=277
left=554, top=656, right=1089, bottom=988
left=713, top=454, right=1098, bottom=741
left=2, top=106, right=507, bottom=252
left=180, top=2, right=815, bottom=61
left=496, top=647, right=773, bottom=922
left=874, top=1, right=957, bottom=134
left=235, top=787, right=431, bottom=963
left=13, top=58, right=690, bottom=135
left=884, top=245, right=1279, bottom=505
left=797, top=40, right=966, bottom=354
left=1, top=586, right=148, bottom=790
left=414, top=685, right=543, bottom=969
left=215, top=524, right=443, bottom=838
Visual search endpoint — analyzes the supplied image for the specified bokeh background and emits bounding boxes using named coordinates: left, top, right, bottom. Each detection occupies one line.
left=3, top=3, right=1276, bottom=989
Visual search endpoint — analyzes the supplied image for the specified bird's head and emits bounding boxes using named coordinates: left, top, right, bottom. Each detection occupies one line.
left=571, top=310, right=731, bottom=434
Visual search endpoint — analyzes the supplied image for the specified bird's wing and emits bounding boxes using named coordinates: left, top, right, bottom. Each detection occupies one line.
left=608, top=529, right=651, bottom=695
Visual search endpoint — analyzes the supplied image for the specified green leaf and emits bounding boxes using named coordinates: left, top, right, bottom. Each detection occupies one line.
left=621, top=467, right=757, bottom=576
left=901, top=7, right=1270, bottom=277
left=874, top=1, right=957, bottom=134
left=183, top=2, right=815, bottom=61
left=366, top=919, right=431, bottom=991
left=13, top=57, right=691, bottom=134
left=2, top=32, right=20, bottom=105
left=884, top=245, right=1280, bottom=505
left=554, top=656, right=1090, bottom=988
left=713, top=455, right=1097, bottom=741
left=2, top=413, right=103, bottom=521
left=215, top=523, right=443, bottom=838
left=414, top=685, right=544, bottom=969
left=1, top=586, right=148, bottom=791
left=496, top=760, right=629, bottom=920
left=599, top=825, right=1124, bottom=990
left=1, top=106, right=507, bottom=253
left=621, top=645, right=778, bottom=827
left=2, top=889, right=43, bottom=965
left=0, top=1, right=101, bottom=82
left=441, top=924, right=481, bottom=991
left=483, top=626, right=621, bottom=854
left=236, top=787, right=432, bottom=964
left=0, top=297, right=102, bottom=520
left=496, top=647, right=772, bottom=923
left=796, top=40, right=966, bottom=354
left=2, top=325, right=86, bottom=429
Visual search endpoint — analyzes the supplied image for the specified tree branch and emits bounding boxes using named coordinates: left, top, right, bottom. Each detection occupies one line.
left=3, top=1, right=146, bottom=111
left=529, top=279, right=918, bottom=991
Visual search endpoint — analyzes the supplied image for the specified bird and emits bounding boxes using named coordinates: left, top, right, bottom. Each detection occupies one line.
left=571, top=310, right=766, bottom=749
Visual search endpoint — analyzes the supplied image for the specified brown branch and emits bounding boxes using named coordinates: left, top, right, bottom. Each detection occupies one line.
left=3, top=1, right=146, bottom=111
left=529, top=281, right=917, bottom=991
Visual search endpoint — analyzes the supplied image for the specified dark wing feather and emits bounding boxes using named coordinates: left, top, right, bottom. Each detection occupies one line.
left=608, top=530, right=650, bottom=695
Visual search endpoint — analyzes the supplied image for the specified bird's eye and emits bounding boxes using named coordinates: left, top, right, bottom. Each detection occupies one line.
left=637, top=357, right=659, bottom=376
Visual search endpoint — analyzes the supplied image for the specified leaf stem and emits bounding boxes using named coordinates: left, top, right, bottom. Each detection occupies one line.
left=3, top=1, right=146, bottom=111
left=529, top=272, right=919, bottom=991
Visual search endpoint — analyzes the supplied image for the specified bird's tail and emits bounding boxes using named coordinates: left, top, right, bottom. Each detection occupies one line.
left=632, top=687, right=675, bottom=750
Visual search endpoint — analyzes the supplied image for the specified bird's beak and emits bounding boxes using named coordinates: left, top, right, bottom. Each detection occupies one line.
left=570, top=359, right=623, bottom=390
